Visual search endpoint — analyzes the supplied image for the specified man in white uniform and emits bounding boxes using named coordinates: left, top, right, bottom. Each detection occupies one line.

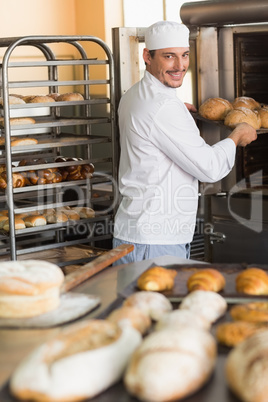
left=113, top=20, right=257, bottom=264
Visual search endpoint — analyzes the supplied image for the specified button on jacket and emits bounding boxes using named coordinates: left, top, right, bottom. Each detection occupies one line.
left=113, top=70, right=236, bottom=245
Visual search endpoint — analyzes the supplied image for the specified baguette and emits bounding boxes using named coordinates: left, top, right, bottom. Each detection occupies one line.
left=124, top=327, right=217, bottom=402
left=10, top=319, right=141, bottom=401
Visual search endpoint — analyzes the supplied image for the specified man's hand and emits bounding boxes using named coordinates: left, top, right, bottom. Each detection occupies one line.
left=184, top=102, right=197, bottom=113
left=228, top=122, right=257, bottom=147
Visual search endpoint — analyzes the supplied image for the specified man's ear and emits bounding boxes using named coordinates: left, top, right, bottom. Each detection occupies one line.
left=143, top=48, right=151, bottom=65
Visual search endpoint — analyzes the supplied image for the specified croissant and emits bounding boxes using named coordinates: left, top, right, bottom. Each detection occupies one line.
left=137, top=266, right=177, bottom=292
left=187, top=268, right=225, bottom=293
left=236, top=267, right=268, bottom=295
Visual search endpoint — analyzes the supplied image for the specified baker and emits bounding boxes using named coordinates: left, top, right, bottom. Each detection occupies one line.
left=113, top=20, right=257, bottom=265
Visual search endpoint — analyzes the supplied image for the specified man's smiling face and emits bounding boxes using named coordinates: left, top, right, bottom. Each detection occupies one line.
left=143, top=47, right=190, bottom=88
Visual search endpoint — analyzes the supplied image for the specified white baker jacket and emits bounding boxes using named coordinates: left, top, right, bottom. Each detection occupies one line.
left=113, top=70, right=236, bottom=245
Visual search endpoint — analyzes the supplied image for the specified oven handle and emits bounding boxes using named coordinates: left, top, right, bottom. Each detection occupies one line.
left=207, top=228, right=226, bottom=244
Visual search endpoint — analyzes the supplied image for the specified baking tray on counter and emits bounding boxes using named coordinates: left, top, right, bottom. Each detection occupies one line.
left=119, top=262, right=268, bottom=303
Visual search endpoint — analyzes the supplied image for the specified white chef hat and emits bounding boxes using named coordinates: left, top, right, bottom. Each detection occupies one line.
left=145, top=21, right=189, bottom=50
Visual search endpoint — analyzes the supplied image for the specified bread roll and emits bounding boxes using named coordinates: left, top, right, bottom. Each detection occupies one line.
left=224, top=107, right=261, bottom=129
left=235, top=267, right=268, bottom=295
left=107, top=306, right=152, bottom=335
left=123, top=291, right=172, bottom=321
left=0, top=259, right=64, bottom=318
left=23, top=215, right=47, bottom=227
left=179, top=290, right=227, bottom=324
left=10, top=319, right=142, bottom=401
left=259, top=106, right=268, bottom=128
left=45, top=211, right=68, bottom=224
left=137, top=266, right=177, bottom=292
left=199, top=97, right=233, bottom=120
left=232, top=96, right=261, bottom=110
left=124, top=327, right=217, bottom=402
left=9, top=117, right=36, bottom=125
left=56, top=92, right=84, bottom=102
left=72, top=206, right=95, bottom=218
left=0, top=96, right=25, bottom=105
left=154, top=309, right=211, bottom=332
left=27, top=95, right=55, bottom=103
left=11, top=138, right=38, bottom=147
left=187, top=268, right=225, bottom=292
left=216, top=321, right=267, bottom=347
left=58, top=207, right=80, bottom=221
left=225, top=329, right=268, bottom=401
left=230, top=302, right=268, bottom=323
left=0, top=215, right=8, bottom=229
left=3, top=217, right=26, bottom=231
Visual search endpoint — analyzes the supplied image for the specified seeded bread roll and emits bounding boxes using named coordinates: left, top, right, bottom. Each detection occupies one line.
left=10, top=319, right=142, bottom=401
left=199, top=97, right=233, bottom=120
left=224, top=107, right=261, bottom=129
left=225, top=329, right=268, bottom=401
left=259, top=106, right=268, bottom=128
left=232, top=96, right=261, bottom=110
left=0, top=259, right=64, bottom=318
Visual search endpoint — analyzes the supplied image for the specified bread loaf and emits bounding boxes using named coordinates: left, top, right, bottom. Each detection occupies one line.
left=225, top=329, right=268, bottom=401
left=137, top=266, right=177, bottom=292
left=124, top=327, right=217, bottom=402
left=0, top=96, right=25, bottom=105
left=0, top=260, right=64, bottom=318
left=23, top=215, right=47, bottom=227
left=199, top=97, right=233, bottom=120
left=107, top=306, right=152, bottom=335
left=11, top=138, right=38, bottom=147
left=27, top=95, right=55, bottom=103
left=187, top=268, right=225, bottom=292
left=179, top=290, right=227, bottom=323
left=232, top=96, right=261, bottom=110
left=10, top=319, right=142, bottom=401
left=236, top=267, right=268, bottom=295
left=154, top=309, right=211, bottom=332
left=3, top=217, right=26, bottom=231
left=224, top=107, right=261, bottom=129
left=72, top=206, right=95, bottom=218
left=123, top=291, right=172, bottom=321
left=259, top=106, right=268, bottom=128
left=56, top=92, right=84, bottom=102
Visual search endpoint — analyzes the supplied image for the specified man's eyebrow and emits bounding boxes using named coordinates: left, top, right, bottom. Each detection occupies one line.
left=161, top=51, right=190, bottom=56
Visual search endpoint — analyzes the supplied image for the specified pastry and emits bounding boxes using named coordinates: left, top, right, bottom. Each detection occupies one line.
left=235, top=267, right=268, bottom=295
left=216, top=320, right=267, bottom=347
left=230, top=301, right=268, bottom=323
left=199, top=97, right=233, bottom=120
left=124, top=326, right=216, bottom=402
left=10, top=319, right=141, bottom=401
left=179, top=289, right=227, bottom=323
left=225, top=329, right=268, bottom=402
left=224, top=107, right=261, bottom=129
left=107, top=306, right=152, bottom=335
left=187, top=268, right=225, bottom=292
left=232, top=96, right=261, bottom=110
left=0, top=259, right=64, bottom=318
left=137, top=266, right=177, bottom=292
left=123, top=291, right=173, bottom=321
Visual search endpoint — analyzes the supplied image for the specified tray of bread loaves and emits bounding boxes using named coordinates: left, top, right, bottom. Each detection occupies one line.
left=3, top=263, right=268, bottom=401
left=194, top=96, right=268, bottom=134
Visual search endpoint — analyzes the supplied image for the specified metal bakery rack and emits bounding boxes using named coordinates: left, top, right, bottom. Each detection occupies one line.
left=0, top=35, right=117, bottom=268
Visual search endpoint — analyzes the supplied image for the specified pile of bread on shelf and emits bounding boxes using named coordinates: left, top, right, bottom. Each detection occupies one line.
left=0, top=92, right=84, bottom=128
left=198, top=95, right=268, bottom=129
left=2, top=259, right=268, bottom=402
left=0, top=205, right=95, bottom=231
left=0, top=157, right=94, bottom=189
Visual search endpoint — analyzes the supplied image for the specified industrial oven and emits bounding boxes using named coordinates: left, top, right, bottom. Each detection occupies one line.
left=112, top=0, right=268, bottom=264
